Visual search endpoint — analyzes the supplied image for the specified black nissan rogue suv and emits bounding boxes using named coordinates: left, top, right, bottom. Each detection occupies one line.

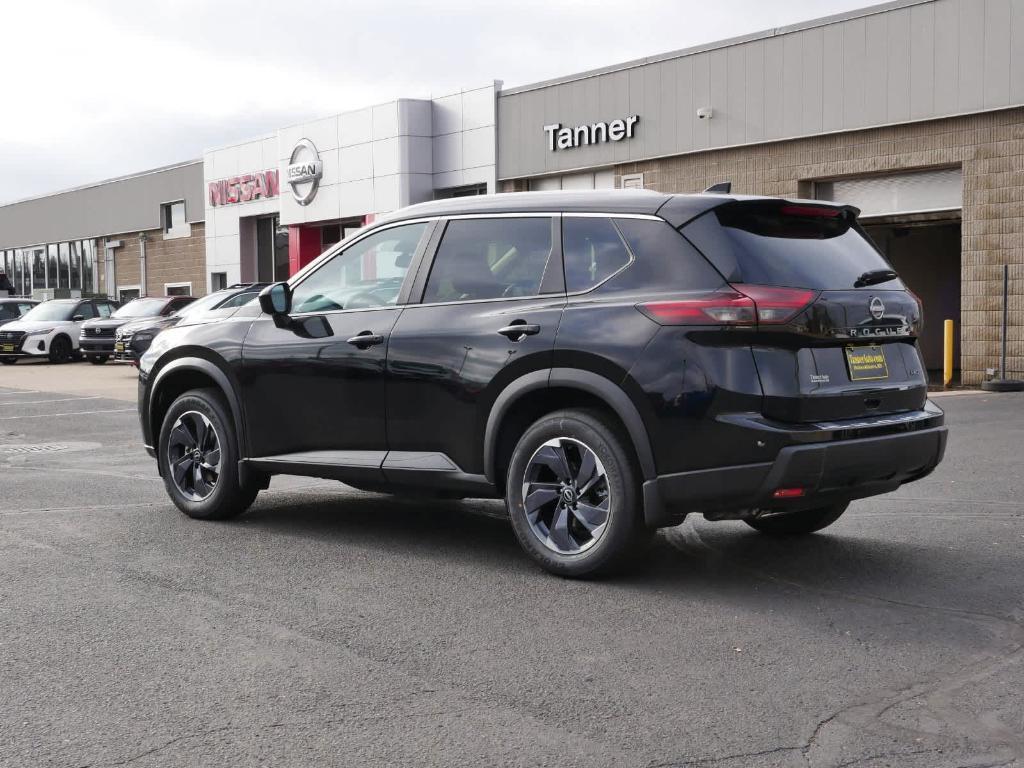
left=137, top=191, right=947, bottom=577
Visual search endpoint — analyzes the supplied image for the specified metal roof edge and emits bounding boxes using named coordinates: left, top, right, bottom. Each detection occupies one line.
left=498, top=0, right=933, bottom=96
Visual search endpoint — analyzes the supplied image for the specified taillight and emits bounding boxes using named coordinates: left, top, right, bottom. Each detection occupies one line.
left=731, top=284, right=817, bottom=324
left=779, top=204, right=841, bottom=218
left=638, top=285, right=816, bottom=326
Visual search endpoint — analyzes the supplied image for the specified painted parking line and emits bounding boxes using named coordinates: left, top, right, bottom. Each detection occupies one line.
left=0, top=408, right=136, bottom=420
left=0, top=396, right=103, bottom=406
left=0, top=390, right=42, bottom=396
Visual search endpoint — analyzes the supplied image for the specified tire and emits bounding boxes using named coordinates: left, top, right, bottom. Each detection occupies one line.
left=48, top=335, right=73, bottom=364
left=158, top=388, right=259, bottom=521
left=745, top=502, right=849, bottom=535
left=88, top=355, right=109, bottom=365
left=0, top=357, right=15, bottom=365
left=505, top=408, right=649, bottom=578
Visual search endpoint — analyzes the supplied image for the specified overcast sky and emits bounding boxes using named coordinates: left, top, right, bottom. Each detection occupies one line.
left=1, top=0, right=873, bottom=204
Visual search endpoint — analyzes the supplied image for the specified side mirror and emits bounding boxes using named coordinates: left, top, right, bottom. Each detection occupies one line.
left=72, top=315, right=84, bottom=322
left=259, top=282, right=292, bottom=316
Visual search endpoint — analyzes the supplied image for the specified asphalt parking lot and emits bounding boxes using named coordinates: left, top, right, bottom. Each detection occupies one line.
left=0, top=364, right=1021, bottom=768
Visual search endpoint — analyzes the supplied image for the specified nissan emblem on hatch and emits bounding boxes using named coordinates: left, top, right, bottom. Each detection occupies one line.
left=287, top=138, right=323, bottom=206
left=869, top=297, right=885, bottom=320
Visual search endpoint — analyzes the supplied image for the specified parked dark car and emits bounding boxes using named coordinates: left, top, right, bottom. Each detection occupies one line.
left=137, top=191, right=947, bottom=577
left=114, top=285, right=266, bottom=364
left=0, top=298, right=39, bottom=328
left=80, top=295, right=196, bottom=364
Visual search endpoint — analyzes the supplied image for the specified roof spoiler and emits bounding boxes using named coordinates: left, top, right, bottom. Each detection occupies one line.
left=703, top=181, right=731, bottom=194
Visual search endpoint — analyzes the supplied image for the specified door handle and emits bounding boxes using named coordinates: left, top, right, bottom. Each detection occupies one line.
left=346, top=331, right=385, bottom=349
left=497, top=322, right=541, bottom=342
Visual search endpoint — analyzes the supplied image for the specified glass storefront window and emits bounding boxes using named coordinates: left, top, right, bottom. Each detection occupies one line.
left=58, top=242, right=70, bottom=289
left=12, top=250, right=24, bottom=296
left=46, top=244, right=58, bottom=289
left=70, top=242, right=82, bottom=291
left=82, top=240, right=95, bottom=293
left=31, top=248, right=46, bottom=291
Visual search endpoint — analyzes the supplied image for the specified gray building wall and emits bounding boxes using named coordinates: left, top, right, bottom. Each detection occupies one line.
left=0, top=161, right=205, bottom=247
left=497, top=0, right=1024, bottom=180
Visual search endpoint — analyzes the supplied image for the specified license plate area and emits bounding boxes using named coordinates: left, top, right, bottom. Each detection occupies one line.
left=0, top=344, right=14, bottom=353
left=114, top=343, right=125, bottom=352
left=845, top=344, right=889, bottom=381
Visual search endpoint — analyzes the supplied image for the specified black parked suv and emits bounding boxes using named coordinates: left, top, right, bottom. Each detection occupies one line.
left=80, top=295, right=196, bottom=364
left=113, top=285, right=265, bottom=363
left=138, top=191, right=947, bottom=577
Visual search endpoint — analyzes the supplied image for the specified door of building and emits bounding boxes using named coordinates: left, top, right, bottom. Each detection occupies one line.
left=256, top=216, right=289, bottom=283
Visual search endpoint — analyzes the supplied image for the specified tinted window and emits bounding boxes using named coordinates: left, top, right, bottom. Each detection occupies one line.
left=217, top=291, right=259, bottom=309
left=423, top=218, right=552, bottom=303
left=563, top=217, right=631, bottom=293
left=603, top=218, right=726, bottom=294
left=683, top=202, right=902, bottom=290
left=77, top=303, right=98, bottom=320
left=94, top=303, right=113, bottom=318
left=0, top=304, right=16, bottom=320
left=292, top=223, right=427, bottom=313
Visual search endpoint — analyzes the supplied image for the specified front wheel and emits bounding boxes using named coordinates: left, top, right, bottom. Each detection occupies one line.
left=506, top=408, right=649, bottom=578
left=159, top=388, right=258, bottom=520
left=48, top=336, right=73, bottom=364
left=745, top=502, right=849, bottom=535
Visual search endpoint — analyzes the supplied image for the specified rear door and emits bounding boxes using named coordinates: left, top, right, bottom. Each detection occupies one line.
left=386, top=215, right=565, bottom=477
left=682, top=200, right=927, bottom=422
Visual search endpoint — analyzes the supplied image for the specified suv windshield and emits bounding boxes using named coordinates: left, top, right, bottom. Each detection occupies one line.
left=20, top=302, right=77, bottom=322
left=113, top=298, right=167, bottom=318
left=683, top=202, right=903, bottom=290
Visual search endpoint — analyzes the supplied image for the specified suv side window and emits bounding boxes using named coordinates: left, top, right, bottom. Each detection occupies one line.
left=562, top=217, right=631, bottom=293
left=292, top=222, right=428, bottom=313
left=423, top=217, right=552, bottom=303
left=78, top=302, right=98, bottom=319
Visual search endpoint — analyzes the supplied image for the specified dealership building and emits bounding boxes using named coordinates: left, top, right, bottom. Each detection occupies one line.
left=1, top=0, right=1021, bottom=384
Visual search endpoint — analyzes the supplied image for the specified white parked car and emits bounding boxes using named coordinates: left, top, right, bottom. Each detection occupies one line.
left=0, top=298, right=120, bottom=364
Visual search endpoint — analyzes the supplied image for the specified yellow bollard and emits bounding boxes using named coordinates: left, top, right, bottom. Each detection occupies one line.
left=943, top=319, right=954, bottom=388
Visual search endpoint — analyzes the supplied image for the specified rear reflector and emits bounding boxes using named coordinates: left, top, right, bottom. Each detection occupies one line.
left=772, top=487, right=806, bottom=499
left=638, top=285, right=816, bottom=326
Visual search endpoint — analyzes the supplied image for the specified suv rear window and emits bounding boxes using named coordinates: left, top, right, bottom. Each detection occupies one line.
left=682, top=202, right=902, bottom=290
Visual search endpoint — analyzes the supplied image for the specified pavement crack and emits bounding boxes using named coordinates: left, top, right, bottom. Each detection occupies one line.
left=646, top=745, right=803, bottom=767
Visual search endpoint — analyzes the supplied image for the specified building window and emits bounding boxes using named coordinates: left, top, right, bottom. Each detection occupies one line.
left=118, top=285, right=141, bottom=303
left=620, top=173, right=644, bottom=190
left=164, top=282, right=192, bottom=296
left=161, top=201, right=190, bottom=238
left=434, top=183, right=488, bottom=199
left=211, top=272, right=227, bottom=291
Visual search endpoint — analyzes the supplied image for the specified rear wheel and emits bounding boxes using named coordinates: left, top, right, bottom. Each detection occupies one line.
left=88, top=355, right=109, bottom=365
left=506, top=408, right=648, bottom=578
left=745, top=502, right=849, bottom=535
left=159, top=388, right=258, bottom=520
left=48, top=336, right=73, bottom=364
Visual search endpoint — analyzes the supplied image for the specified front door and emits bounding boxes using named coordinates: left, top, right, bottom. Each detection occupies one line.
left=387, top=216, right=565, bottom=478
left=239, top=221, right=433, bottom=472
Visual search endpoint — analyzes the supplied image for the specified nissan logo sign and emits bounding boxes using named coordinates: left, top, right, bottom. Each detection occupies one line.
left=869, top=297, right=886, bottom=320
left=287, top=138, right=323, bottom=206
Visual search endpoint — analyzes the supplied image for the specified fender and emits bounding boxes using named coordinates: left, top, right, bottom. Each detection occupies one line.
left=483, top=367, right=657, bottom=483
left=150, top=356, right=245, bottom=457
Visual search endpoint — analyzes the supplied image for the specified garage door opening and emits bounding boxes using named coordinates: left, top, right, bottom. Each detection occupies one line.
left=861, top=219, right=961, bottom=384
left=814, top=168, right=963, bottom=386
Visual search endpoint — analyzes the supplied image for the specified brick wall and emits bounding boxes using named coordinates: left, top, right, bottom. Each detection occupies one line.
left=503, top=108, right=1024, bottom=385
left=144, top=222, right=206, bottom=297
left=98, top=223, right=207, bottom=299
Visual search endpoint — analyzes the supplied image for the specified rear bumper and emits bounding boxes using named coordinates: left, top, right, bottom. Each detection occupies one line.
left=643, top=404, right=947, bottom=527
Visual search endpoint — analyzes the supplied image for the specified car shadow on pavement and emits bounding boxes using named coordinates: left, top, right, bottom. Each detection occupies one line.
left=234, top=489, right=1001, bottom=608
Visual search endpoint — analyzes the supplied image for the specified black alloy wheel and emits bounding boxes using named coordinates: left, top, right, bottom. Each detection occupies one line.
left=48, top=336, right=73, bottom=364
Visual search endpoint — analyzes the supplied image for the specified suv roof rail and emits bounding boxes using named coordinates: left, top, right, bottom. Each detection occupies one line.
left=703, top=181, right=732, bottom=194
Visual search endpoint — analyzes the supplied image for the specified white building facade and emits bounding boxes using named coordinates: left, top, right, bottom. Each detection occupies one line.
left=203, top=84, right=498, bottom=290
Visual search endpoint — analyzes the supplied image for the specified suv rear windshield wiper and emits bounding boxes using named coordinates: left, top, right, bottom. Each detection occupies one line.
left=854, top=269, right=899, bottom=288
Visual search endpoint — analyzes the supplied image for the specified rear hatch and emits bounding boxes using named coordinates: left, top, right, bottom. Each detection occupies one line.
left=680, top=200, right=927, bottom=423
